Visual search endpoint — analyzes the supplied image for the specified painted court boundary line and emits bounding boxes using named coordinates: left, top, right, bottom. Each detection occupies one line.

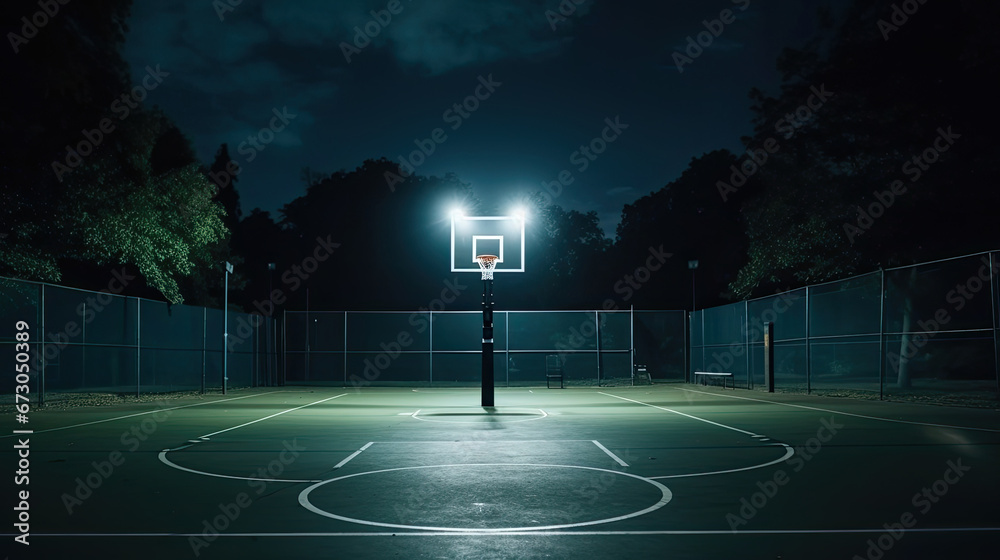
left=157, top=451, right=322, bottom=484
left=598, top=392, right=759, bottom=437
left=0, top=390, right=286, bottom=439
left=647, top=444, right=793, bottom=480
left=334, top=442, right=374, bottom=469
left=199, top=393, right=347, bottom=439
left=592, top=440, right=629, bottom=467
left=23, top=527, right=1000, bottom=538
left=298, top=463, right=673, bottom=532
left=159, top=393, right=349, bottom=483
left=678, top=387, right=1000, bottom=434
left=598, top=392, right=795, bottom=479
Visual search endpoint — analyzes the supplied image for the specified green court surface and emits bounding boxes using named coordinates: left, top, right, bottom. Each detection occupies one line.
left=3, top=385, right=999, bottom=559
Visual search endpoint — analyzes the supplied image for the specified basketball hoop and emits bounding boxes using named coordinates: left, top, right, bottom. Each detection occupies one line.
left=476, top=254, right=499, bottom=281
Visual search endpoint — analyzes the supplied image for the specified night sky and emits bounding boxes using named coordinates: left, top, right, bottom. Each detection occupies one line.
left=122, top=0, right=844, bottom=235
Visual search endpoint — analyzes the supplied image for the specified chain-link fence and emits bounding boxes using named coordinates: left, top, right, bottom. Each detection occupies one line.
left=283, top=309, right=686, bottom=387
left=0, top=276, right=278, bottom=404
left=690, top=251, right=1000, bottom=403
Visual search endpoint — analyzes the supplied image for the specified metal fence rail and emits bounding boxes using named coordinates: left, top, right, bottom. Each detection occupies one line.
left=690, top=250, right=1000, bottom=402
left=283, top=309, right=686, bottom=387
left=0, top=276, right=277, bottom=404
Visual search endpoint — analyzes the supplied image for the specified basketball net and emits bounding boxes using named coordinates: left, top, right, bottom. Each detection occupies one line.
left=476, top=255, right=499, bottom=281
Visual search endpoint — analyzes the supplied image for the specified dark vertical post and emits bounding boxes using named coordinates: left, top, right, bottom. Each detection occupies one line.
left=764, top=321, right=775, bottom=392
left=688, top=260, right=699, bottom=311
left=305, top=288, right=310, bottom=382
left=223, top=261, right=232, bottom=395
left=596, top=311, right=602, bottom=387
left=990, top=252, right=999, bottom=396
left=744, top=300, right=751, bottom=390
left=879, top=268, right=886, bottom=401
left=201, top=307, right=207, bottom=394
left=39, top=283, right=45, bottom=407
left=136, top=297, right=141, bottom=397
left=281, top=309, right=287, bottom=386
left=267, top=263, right=275, bottom=387
left=81, top=301, right=87, bottom=389
left=429, top=309, right=434, bottom=385
left=683, top=311, right=689, bottom=384
left=343, top=311, right=349, bottom=387
left=805, top=286, right=811, bottom=394
left=482, top=277, right=495, bottom=407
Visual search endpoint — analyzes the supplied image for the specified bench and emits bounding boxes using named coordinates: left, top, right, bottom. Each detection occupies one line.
left=693, top=371, right=734, bottom=389
left=545, top=354, right=564, bottom=389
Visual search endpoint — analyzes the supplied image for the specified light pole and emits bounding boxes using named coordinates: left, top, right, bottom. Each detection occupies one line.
left=688, top=260, right=699, bottom=311
left=267, top=262, right=276, bottom=387
left=223, top=261, right=233, bottom=394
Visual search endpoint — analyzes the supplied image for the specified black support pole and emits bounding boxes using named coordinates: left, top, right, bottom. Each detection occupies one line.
left=482, top=278, right=495, bottom=407
left=764, top=321, right=775, bottom=393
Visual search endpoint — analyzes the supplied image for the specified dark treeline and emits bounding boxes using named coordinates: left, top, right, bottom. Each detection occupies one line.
left=2, top=0, right=998, bottom=313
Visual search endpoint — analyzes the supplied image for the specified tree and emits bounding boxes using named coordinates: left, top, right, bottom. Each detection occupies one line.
left=0, top=1, right=236, bottom=304
left=730, top=0, right=1000, bottom=300
left=279, top=159, right=481, bottom=310
left=207, top=144, right=242, bottom=230
left=614, top=150, right=748, bottom=309
left=524, top=197, right=611, bottom=308
left=728, top=0, right=1000, bottom=389
left=57, top=111, right=229, bottom=303
left=0, top=0, right=133, bottom=283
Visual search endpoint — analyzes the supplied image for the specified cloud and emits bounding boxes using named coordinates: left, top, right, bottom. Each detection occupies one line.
left=386, top=0, right=569, bottom=74
left=606, top=186, right=635, bottom=197
left=261, top=0, right=576, bottom=75
left=122, top=1, right=333, bottom=161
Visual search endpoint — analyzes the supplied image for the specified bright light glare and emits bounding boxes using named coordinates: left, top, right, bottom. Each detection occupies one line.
left=512, top=206, right=528, bottom=220
left=449, top=207, right=465, bottom=219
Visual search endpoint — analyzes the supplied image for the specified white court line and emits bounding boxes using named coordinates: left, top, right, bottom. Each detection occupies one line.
left=0, top=391, right=285, bottom=439
left=298, top=463, right=672, bottom=532
left=599, top=392, right=759, bottom=437
left=334, top=442, right=374, bottom=469
left=159, top=393, right=349, bottom=482
left=678, top=388, right=1000, bottom=434
left=157, top=449, right=322, bottom=483
left=199, top=393, right=347, bottom=439
left=647, top=444, right=794, bottom=480
left=599, top=392, right=796, bottom=479
left=373, top=439, right=595, bottom=444
left=26, top=527, right=1000, bottom=537
left=592, top=440, right=629, bottom=467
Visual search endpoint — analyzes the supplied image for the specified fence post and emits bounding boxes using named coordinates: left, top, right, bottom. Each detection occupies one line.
left=879, top=268, right=886, bottom=401
left=136, top=298, right=141, bottom=397
left=429, top=309, right=433, bottom=385
left=81, top=301, right=86, bottom=389
left=201, top=308, right=206, bottom=394
left=990, top=252, right=999, bottom=397
left=682, top=311, right=688, bottom=384
left=744, top=300, right=750, bottom=390
left=505, top=311, right=510, bottom=387
left=701, top=309, right=706, bottom=380
left=343, top=311, right=348, bottom=387
left=805, top=286, right=811, bottom=394
left=281, top=309, right=287, bottom=386
left=249, top=314, right=260, bottom=387
left=39, top=283, right=45, bottom=407
left=764, top=321, right=775, bottom=393
left=596, top=310, right=602, bottom=387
